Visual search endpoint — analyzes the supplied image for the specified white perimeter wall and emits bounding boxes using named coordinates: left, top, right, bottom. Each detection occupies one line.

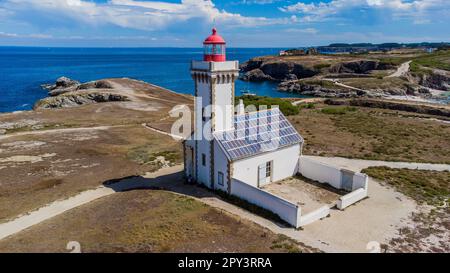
left=299, top=156, right=369, bottom=210
left=231, top=179, right=301, bottom=228
left=232, top=144, right=300, bottom=188
left=299, top=156, right=342, bottom=189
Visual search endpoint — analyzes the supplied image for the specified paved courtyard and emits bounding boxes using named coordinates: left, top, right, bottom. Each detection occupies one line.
left=262, top=176, right=346, bottom=214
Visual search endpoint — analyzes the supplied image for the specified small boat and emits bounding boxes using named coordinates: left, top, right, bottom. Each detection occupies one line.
left=241, top=89, right=256, bottom=96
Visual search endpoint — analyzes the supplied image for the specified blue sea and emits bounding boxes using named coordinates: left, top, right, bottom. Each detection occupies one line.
left=0, top=47, right=306, bottom=113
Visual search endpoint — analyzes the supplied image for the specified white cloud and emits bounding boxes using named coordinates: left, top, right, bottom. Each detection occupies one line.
left=1, top=0, right=292, bottom=31
left=0, top=32, right=52, bottom=38
left=285, top=27, right=318, bottom=34
left=280, top=0, right=449, bottom=22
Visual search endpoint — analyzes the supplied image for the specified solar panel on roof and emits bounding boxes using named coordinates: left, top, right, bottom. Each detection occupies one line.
left=214, top=108, right=303, bottom=161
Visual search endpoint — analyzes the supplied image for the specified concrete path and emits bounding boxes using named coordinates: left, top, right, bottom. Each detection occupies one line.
left=304, top=155, right=450, bottom=172
left=387, top=61, right=411, bottom=78
left=0, top=187, right=115, bottom=240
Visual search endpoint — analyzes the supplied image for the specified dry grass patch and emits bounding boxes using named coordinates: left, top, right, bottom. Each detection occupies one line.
left=362, top=167, right=449, bottom=207
left=290, top=104, right=450, bottom=163
left=0, top=190, right=319, bottom=253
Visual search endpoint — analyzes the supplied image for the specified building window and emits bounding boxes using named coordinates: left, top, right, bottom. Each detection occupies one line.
left=202, top=108, right=206, bottom=122
left=202, top=154, right=206, bottom=166
left=218, top=172, right=224, bottom=186
left=266, top=161, right=272, bottom=178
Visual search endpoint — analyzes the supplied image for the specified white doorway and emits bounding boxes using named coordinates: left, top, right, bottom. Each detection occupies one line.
left=258, top=161, right=273, bottom=188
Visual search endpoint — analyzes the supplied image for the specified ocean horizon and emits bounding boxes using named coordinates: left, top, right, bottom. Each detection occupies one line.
left=0, top=47, right=307, bottom=113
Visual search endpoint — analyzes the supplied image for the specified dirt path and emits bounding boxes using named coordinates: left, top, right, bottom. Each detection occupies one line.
left=304, top=155, right=450, bottom=172
left=142, top=124, right=184, bottom=141
left=0, top=126, right=120, bottom=141
left=322, top=78, right=365, bottom=92
left=387, top=61, right=411, bottom=78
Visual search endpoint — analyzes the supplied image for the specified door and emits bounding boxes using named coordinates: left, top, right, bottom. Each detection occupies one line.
left=341, top=169, right=354, bottom=191
left=258, top=161, right=273, bottom=188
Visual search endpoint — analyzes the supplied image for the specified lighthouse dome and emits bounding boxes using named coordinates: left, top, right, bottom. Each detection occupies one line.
left=203, top=28, right=226, bottom=62
left=203, top=28, right=226, bottom=45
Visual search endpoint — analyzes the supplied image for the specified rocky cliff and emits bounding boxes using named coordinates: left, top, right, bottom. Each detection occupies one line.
left=406, top=69, right=450, bottom=91
left=240, top=58, right=319, bottom=82
left=328, top=60, right=394, bottom=74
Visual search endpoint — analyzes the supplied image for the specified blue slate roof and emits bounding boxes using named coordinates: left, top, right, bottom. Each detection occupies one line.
left=214, top=108, right=303, bottom=161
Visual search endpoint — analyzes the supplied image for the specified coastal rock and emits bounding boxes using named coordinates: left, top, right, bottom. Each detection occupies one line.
left=43, top=77, right=80, bottom=96
left=407, top=69, right=450, bottom=91
left=241, top=58, right=318, bottom=82
left=329, top=60, right=393, bottom=74
left=277, top=81, right=363, bottom=98
left=278, top=80, right=392, bottom=98
left=34, top=92, right=129, bottom=109
left=77, top=80, right=113, bottom=90
left=242, top=68, right=271, bottom=81
left=55, top=77, right=80, bottom=89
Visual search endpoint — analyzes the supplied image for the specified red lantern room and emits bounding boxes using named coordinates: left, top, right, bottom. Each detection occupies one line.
left=203, top=28, right=226, bottom=62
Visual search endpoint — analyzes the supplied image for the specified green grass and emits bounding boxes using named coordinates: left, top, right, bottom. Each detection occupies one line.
left=299, top=103, right=316, bottom=109
left=410, top=50, right=450, bottom=71
left=236, top=95, right=299, bottom=116
left=321, top=106, right=357, bottom=115
left=362, top=167, right=450, bottom=207
left=127, top=146, right=181, bottom=166
left=270, top=234, right=302, bottom=253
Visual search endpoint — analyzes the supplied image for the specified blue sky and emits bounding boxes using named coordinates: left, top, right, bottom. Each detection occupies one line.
left=0, top=0, right=448, bottom=47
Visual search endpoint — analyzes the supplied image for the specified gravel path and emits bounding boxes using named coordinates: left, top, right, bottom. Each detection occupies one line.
left=387, top=61, right=411, bottom=78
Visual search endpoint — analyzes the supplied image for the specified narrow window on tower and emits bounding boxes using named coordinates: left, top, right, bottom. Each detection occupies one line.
left=202, top=107, right=206, bottom=122
left=218, top=172, right=224, bottom=186
left=202, top=154, right=206, bottom=166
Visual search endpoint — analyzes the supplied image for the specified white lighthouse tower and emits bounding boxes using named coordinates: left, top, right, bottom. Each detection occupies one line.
left=186, top=28, right=239, bottom=188
left=184, top=29, right=304, bottom=195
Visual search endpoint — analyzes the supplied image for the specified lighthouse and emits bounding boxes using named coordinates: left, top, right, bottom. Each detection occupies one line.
left=184, top=28, right=304, bottom=197
left=187, top=28, right=240, bottom=188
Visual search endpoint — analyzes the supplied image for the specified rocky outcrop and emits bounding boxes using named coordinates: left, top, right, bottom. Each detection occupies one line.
left=42, top=77, right=80, bottom=96
left=329, top=60, right=394, bottom=74
left=34, top=93, right=129, bottom=109
left=240, top=58, right=318, bottom=82
left=77, top=80, right=113, bottom=90
left=35, top=78, right=128, bottom=109
left=277, top=81, right=382, bottom=98
left=277, top=79, right=422, bottom=98
left=406, top=69, right=450, bottom=91
left=42, top=77, right=113, bottom=96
